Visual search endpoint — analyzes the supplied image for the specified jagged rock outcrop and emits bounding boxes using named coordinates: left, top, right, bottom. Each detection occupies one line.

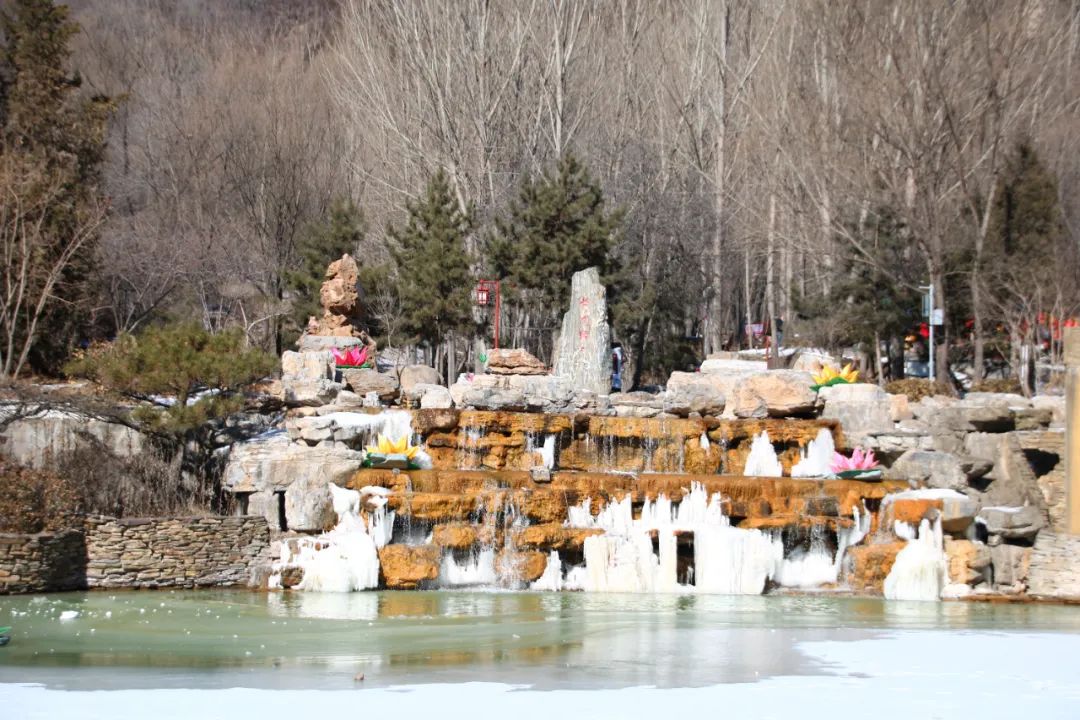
left=819, top=383, right=894, bottom=446
left=312, top=254, right=364, bottom=337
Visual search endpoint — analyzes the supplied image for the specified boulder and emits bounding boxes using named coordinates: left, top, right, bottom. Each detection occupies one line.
left=963, top=432, right=1047, bottom=508
left=340, top=368, right=399, bottom=401
left=377, top=545, right=441, bottom=589
left=417, top=384, right=454, bottom=409
left=888, top=393, right=913, bottom=422
left=497, top=550, right=548, bottom=583
left=552, top=267, right=612, bottom=395
left=1031, top=396, right=1065, bottom=427
left=990, top=543, right=1031, bottom=589
left=738, top=371, right=817, bottom=417
left=284, top=475, right=336, bottom=533
left=222, top=432, right=365, bottom=527
left=978, top=505, right=1045, bottom=542
left=944, top=538, right=991, bottom=586
left=431, top=523, right=479, bottom=550
left=610, top=391, right=666, bottom=418
left=512, top=524, right=604, bottom=551
left=450, top=373, right=597, bottom=414
left=665, top=372, right=730, bottom=417
left=412, top=408, right=460, bottom=434
left=790, top=350, right=840, bottom=374
left=730, top=383, right=768, bottom=419
left=282, top=351, right=334, bottom=381
left=819, top=383, right=893, bottom=445
left=487, top=348, right=548, bottom=376
left=846, top=542, right=905, bottom=594
left=885, top=450, right=991, bottom=491
left=281, top=351, right=342, bottom=406
left=699, top=356, right=767, bottom=374
left=296, top=335, right=364, bottom=353
left=399, top=364, right=441, bottom=395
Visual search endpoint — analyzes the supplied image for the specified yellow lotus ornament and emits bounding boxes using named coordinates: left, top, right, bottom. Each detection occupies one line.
left=811, top=363, right=858, bottom=391
left=363, top=434, right=422, bottom=469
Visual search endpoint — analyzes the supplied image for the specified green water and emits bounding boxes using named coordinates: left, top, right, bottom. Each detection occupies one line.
left=1, top=590, right=1079, bottom=690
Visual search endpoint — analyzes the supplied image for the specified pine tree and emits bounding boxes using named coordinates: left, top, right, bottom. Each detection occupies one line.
left=0, top=0, right=111, bottom=376
left=988, top=142, right=1063, bottom=267
left=285, top=197, right=366, bottom=338
left=389, top=169, right=473, bottom=351
left=490, top=153, right=622, bottom=310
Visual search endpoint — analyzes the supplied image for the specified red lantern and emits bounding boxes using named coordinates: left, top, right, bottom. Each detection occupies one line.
left=476, top=285, right=490, bottom=306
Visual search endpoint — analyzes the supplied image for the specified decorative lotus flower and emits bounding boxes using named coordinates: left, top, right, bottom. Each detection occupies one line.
left=830, top=448, right=880, bottom=477
left=811, top=363, right=859, bottom=391
left=365, top=434, right=419, bottom=460
left=332, top=345, right=370, bottom=368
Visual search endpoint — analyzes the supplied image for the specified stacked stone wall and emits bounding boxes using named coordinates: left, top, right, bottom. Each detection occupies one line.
left=0, top=516, right=269, bottom=594
left=0, top=530, right=86, bottom=594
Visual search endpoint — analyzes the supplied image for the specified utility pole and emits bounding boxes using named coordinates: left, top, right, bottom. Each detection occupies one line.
left=920, top=284, right=935, bottom=381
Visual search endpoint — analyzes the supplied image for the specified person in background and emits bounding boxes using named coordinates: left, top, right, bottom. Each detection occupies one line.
left=611, top=341, right=624, bottom=393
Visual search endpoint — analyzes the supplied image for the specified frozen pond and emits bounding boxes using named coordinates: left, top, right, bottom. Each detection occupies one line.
left=2, top=590, right=1080, bottom=718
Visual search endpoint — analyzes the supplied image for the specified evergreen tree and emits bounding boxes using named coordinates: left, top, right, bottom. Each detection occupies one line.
left=490, top=153, right=623, bottom=310
left=988, top=142, right=1063, bottom=267
left=0, top=0, right=111, bottom=376
left=388, top=169, right=473, bottom=350
left=285, top=197, right=366, bottom=338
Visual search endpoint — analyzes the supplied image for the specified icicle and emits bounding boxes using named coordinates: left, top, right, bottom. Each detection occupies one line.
left=790, top=428, right=835, bottom=478
left=884, top=518, right=946, bottom=601
left=743, top=431, right=783, bottom=477
left=530, top=551, right=564, bottom=591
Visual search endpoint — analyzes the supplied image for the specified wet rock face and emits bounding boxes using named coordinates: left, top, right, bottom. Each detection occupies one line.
left=552, top=267, right=612, bottom=396
left=498, top=550, right=548, bottom=583
left=846, top=542, right=905, bottom=594
left=377, top=545, right=440, bottom=589
left=945, top=538, right=991, bottom=587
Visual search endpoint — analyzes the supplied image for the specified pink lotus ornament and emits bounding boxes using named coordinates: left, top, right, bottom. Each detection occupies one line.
left=830, top=448, right=882, bottom=479
left=332, top=345, right=370, bottom=368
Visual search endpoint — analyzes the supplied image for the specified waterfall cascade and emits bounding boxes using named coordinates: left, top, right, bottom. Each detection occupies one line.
left=273, top=484, right=394, bottom=592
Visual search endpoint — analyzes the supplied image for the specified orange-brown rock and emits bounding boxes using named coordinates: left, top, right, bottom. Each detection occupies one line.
left=390, top=493, right=478, bottom=522
left=846, top=542, right=905, bottom=594
left=887, top=498, right=943, bottom=526
left=497, top=550, right=549, bottom=583
left=514, top=524, right=604, bottom=551
left=431, top=523, right=479, bottom=549
left=413, top=409, right=460, bottom=434
left=378, top=544, right=441, bottom=589
left=739, top=515, right=854, bottom=532
left=516, top=489, right=568, bottom=524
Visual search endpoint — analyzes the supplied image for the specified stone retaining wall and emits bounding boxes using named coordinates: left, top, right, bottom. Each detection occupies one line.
left=0, top=530, right=86, bottom=594
left=1028, top=532, right=1080, bottom=599
left=0, top=516, right=270, bottom=594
